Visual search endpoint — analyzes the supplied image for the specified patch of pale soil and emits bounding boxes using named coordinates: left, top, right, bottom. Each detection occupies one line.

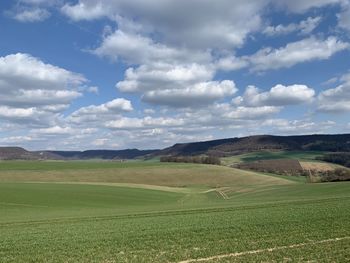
left=300, top=162, right=335, bottom=172
left=178, top=236, right=350, bottom=263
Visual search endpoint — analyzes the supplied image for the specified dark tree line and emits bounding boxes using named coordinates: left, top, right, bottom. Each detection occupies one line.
left=160, top=155, right=221, bottom=165
left=236, top=159, right=306, bottom=176
left=317, top=153, right=350, bottom=168
left=308, top=168, right=350, bottom=183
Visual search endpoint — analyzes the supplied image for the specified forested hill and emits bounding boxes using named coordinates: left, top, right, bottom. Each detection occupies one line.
left=1, top=134, right=349, bottom=160
left=156, top=134, right=350, bottom=157
left=0, top=147, right=156, bottom=160
left=48, top=149, right=157, bottom=160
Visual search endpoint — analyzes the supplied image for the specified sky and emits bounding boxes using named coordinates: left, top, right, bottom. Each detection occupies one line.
left=0, top=0, right=349, bottom=150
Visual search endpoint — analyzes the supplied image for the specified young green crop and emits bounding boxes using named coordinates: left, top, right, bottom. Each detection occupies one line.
left=0, top=160, right=349, bottom=262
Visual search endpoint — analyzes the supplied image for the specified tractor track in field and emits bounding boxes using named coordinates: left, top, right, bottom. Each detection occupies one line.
left=178, top=236, right=350, bottom=263
left=216, top=188, right=229, bottom=200
left=204, top=187, right=230, bottom=199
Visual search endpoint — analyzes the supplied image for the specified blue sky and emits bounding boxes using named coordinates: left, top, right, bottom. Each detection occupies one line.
left=0, top=0, right=349, bottom=150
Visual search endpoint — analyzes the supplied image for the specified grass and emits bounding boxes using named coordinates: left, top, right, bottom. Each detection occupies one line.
left=0, top=160, right=349, bottom=262
left=0, top=182, right=187, bottom=223
left=0, top=161, right=292, bottom=188
left=0, top=159, right=167, bottom=171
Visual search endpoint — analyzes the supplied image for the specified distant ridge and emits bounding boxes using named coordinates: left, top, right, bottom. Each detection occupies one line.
left=0, top=147, right=32, bottom=160
left=1, top=134, right=350, bottom=160
left=0, top=147, right=62, bottom=160
left=48, top=149, right=157, bottom=160
left=0, top=147, right=157, bottom=160
left=156, top=134, right=350, bottom=157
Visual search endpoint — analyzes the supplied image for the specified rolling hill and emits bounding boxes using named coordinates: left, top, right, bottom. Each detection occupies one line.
left=1, top=133, right=349, bottom=160
left=0, top=147, right=62, bottom=160
left=47, top=149, right=157, bottom=160
left=0, top=147, right=156, bottom=160
left=157, top=134, right=350, bottom=157
left=1, top=160, right=349, bottom=262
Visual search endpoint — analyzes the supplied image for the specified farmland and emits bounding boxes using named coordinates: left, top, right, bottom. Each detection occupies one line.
left=0, top=160, right=350, bottom=262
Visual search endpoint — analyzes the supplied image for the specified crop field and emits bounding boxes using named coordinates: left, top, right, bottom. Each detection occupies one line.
left=0, top=160, right=350, bottom=262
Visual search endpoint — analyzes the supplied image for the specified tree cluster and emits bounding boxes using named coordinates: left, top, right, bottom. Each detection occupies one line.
left=308, top=168, right=350, bottom=183
left=160, top=155, right=221, bottom=165
left=236, top=159, right=305, bottom=176
left=317, top=153, right=350, bottom=168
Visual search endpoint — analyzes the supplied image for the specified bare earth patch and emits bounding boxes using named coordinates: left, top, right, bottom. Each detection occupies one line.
left=300, top=162, right=335, bottom=172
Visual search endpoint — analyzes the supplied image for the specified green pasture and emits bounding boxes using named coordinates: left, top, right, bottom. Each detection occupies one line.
left=0, top=159, right=165, bottom=171
left=0, top=160, right=349, bottom=262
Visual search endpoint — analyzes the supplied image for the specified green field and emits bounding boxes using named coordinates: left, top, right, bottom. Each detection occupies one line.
left=0, top=160, right=349, bottom=262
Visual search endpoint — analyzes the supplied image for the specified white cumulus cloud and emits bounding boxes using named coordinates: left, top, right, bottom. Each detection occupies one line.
left=69, top=98, right=133, bottom=124
left=0, top=53, right=86, bottom=125
left=249, top=36, right=349, bottom=72
left=116, top=63, right=214, bottom=93
left=235, top=84, right=315, bottom=107
left=142, top=80, right=237, bottom=107
left=318, top=73, right=350, bottom=112
left=11, top=7, right=51, bottom=22
left=263, top=16, right=322, bottom=36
